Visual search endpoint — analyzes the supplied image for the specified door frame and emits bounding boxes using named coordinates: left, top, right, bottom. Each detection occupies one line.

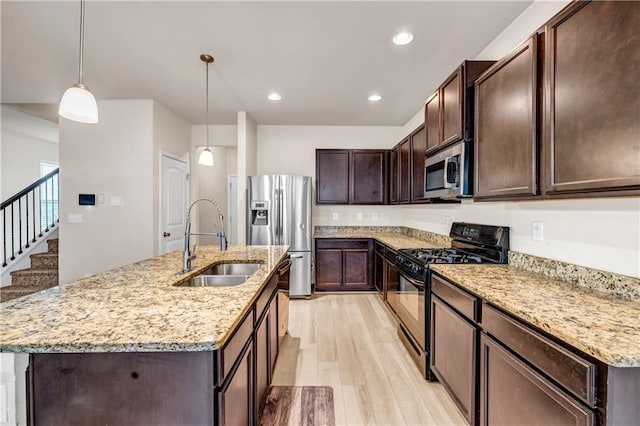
left=158, top=150, right=190, bottom=255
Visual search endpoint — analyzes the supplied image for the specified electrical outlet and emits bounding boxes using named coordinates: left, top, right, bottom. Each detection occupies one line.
left=372, top=212, right=378, bottom=221
left=445, top=216, right=451, bottom=226
left=532, top=221, right=544, bottom=241
left=332, top=212, right=338, bottom=221
left=356, top=212, right=363, bottom=221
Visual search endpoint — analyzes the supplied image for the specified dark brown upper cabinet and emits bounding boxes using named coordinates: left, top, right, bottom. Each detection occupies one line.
left=316, top=149, right=350, bottom=204
left=316, top=149, right=388, bottom=205
left=542, top=0, right=640, bottom=196
left=389, top=146, right=399, bottom=204
left=350, top=150, right=388, bottom=204
left=410, top=124, right=428, bottom=203
left=425, top=61, right=496, bottom=155
left=399, top=138, right=411, bottom=203
left=425, top=92, right=440, bottom=153
left=474, top=36, right=539, bottom=199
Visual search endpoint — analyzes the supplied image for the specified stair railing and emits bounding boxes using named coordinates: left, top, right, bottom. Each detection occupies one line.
left=1, top=168, right=59, bottom=267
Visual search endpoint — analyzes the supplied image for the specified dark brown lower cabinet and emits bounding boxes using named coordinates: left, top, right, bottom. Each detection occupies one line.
left=315, top=239, right=373, bottom=291
left=29, top=352, right=215, bottom=426
left=480, top=334, right=594, bottom=426
left=218, top=341, right=254, bottom=426
left=255, top=309, right=270, bottom=421
left=430, top=293, right=478, bottom=425
left=374, top=242, right=385, bottom=296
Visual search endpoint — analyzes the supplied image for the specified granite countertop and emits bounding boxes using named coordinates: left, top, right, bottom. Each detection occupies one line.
left=313, top=228, right=449, bottom=250
left=0, top=245, right=289, bottom=353
left=430, top=264, right=640, bottom=368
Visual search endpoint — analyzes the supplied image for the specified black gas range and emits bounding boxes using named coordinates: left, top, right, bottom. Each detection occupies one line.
left=389, top=222, right=509, bottom=380
left=395, top=222, right=510, bottom=281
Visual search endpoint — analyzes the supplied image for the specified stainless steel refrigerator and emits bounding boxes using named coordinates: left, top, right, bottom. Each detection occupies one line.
left=247, top=175, right=312, bottom=297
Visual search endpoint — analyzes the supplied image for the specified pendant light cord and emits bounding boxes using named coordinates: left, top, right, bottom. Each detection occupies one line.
left=205, top=59, right=210, bottom=149
left=79, top=0, right=85, bottom=84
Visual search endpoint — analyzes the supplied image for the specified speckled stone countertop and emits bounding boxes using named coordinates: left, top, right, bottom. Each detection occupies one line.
left=430, top=264, right=640, bottom=367
left=0, top=245, right=289, bottom=353
left=314, top=226, right=449, bottom=250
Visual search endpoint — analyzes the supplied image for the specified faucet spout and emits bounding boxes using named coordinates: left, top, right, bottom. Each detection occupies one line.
left=181, top=198, right=228, bottom=274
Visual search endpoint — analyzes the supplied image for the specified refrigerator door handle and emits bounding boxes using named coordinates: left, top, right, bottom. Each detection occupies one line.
left=290, top=254, right=304, bottom=259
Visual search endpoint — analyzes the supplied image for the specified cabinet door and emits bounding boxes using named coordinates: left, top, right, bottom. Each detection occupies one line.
left=316, top=150, right=349, bottom=204
left=441, top=67, right=464, bottom=147
left=350, top=150, right=387, bottom=204
left=543, top=1, right=640, bottom=195
left=255, top=313, right=269, bottom=421
left=410, top=125, right=427, bottom=202
left=218, top=342, right=254, bottom=426
left=269, top=295, right=279, bottom=374
left=425, top=92, right=440, bottom=153
left=474, top=36, right=538, bottom=199
left=315, top=248, right=342, bottom=290
left=431, top=296, right=477, bottom=425
left=480, top=334, right=594, bottom=426
left=390, top=146, right=400, bottom=204
left=399, top=138, right=411, bottom=203
left=374, top=250, right=384, bottom=295
left=384, top=259, right=399, bottom=312
left=342, top=249, right=371, bottom=289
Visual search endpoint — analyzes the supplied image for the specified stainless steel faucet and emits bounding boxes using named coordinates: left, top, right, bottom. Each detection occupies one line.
left=182, top=198, right=227, bottom=274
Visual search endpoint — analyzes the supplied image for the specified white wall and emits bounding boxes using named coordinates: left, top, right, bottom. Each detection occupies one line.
left=152, top=101, right=191, bottom=254
left=397, top=0, right=639, bottom=278
left=1, top=107, right=59, bottom=200
left=257, top=125, right=406, bottom=226
left=59, top=100, right=155, bottom=284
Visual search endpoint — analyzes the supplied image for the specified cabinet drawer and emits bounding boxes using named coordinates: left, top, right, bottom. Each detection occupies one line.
left=218, top=307, right=254, bottom=384
left=256, top=275, right=278, bottom=322
left=431, top=274, right=478, bottom=321
left=482, top=303, right=596, bottom=407
left=315, top=238, right=369, bottom=250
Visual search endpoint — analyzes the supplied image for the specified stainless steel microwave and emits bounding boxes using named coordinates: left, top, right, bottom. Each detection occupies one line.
left=424, top=142, right=472, bottom=200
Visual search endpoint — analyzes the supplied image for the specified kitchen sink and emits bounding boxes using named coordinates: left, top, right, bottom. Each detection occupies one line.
left=200, top=262, right=262, bottom=276
left=179, top=275, right=251, bottom=287
left=177, top=262, right=262, bottom=287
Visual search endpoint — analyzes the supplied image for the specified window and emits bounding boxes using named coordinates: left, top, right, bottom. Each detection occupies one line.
left=40, top=161, right=59, bottom=231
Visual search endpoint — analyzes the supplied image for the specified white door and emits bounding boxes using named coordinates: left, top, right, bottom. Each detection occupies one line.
left=227, top=175, right=238, bottom=245
left=160, top=154, right=189, bottom=254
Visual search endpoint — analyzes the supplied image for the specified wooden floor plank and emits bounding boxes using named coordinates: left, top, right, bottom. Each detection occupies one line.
left=272, top=294, right=466, bottom=426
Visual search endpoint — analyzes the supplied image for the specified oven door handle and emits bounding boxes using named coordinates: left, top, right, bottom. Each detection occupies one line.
left=399, top=272, right=425, bottom=290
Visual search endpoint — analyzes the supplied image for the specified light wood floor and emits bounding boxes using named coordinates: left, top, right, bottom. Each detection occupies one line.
left=271, top=294, right=467, bottom=426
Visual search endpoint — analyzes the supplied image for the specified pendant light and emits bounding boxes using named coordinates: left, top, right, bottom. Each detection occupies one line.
left=198, top=54, right=215, bottom=166
left=58, top=0, right=99, bottom=124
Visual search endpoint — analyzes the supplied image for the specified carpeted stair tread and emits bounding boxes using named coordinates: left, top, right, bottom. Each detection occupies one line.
left=0, top=283, right=57, bottom=302
left=47, top=239, right=59, bottom=253
left=29, top=252, right=59, bottom=268
left=10, top=269, right=58, bottom=287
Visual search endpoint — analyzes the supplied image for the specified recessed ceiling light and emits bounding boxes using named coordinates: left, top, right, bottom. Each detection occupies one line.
left=393, top=32, right=414, bottom=46
left=268, top=93, right=282, bottom=101
left=368, top=94, right=382, bottom=102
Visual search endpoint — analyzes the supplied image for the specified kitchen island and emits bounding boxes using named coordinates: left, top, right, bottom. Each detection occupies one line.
left=0, top=245, right=290, bottom=425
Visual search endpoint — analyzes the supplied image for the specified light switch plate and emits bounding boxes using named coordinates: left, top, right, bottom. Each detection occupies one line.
left=356, top=212, right=363, bottom=221
left=68, top=213, right=83, bottom=224
left=110, top=196, right=122, bottom=207
left=332, top=212, right=338, bottom=221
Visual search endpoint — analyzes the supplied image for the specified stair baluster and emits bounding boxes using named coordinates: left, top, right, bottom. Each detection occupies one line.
left=1, top=168, right=59, bottom=270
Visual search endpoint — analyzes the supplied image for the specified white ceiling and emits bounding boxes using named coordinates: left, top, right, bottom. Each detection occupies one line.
left=1, top=1, right=532, bottom=126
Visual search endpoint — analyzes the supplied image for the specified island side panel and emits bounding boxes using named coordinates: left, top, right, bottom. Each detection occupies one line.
left=28, top=352, right=214, bottom=425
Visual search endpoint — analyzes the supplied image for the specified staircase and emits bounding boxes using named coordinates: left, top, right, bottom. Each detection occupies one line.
left=1, top=239, right=59, bottom=302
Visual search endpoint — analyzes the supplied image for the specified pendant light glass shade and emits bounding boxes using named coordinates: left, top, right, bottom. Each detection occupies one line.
left=59, top=0, right=99, bottom=124
left=198, top=147, right=214, bottom=166
left=59, top=83, right=98, bottom=124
